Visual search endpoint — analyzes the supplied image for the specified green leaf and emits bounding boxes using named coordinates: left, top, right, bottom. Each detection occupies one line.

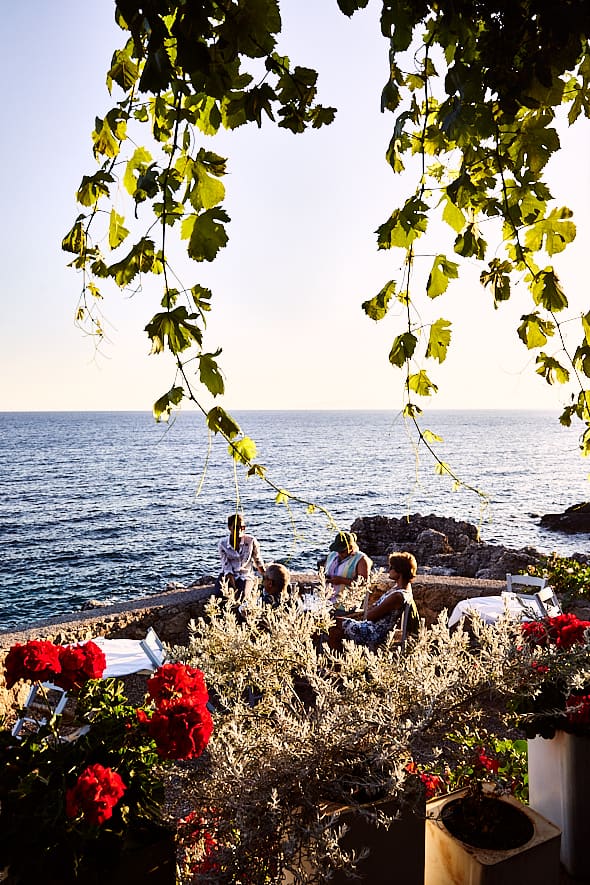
left=107, top=238, right=160, bottom=286
left=535, top=353, right=570, bottom=385
left=442, top=199, right=465, bottom=233
left=184, top=209, right=230, bottom=262
left=362, top=280, right=397, bottom=321
left=275, top=489, right=290, bottom=504
left=62, top=217, right=86, bottom=254
left=191, top=159, right=226, bottom=210
left=336, top=0, right=369, bottom=15
left=76, top=171, right=113, bottom=207
left=426, top=319, right=452, bottom=363
left=389, top=333, right=417, bottom=367
left=402, top=402, right=422, bottom=418
left=199, top=351, right=225, bottom=396
left=435, top=461, right=452, bottom=476
left=480, top=259, right=513, bottom=307
left=517, top=313, right=554, bottom=349
left=454, top=223, right=487, bottom=259
left=408, top=371, right=438, bottom=396
left=582, top=312, right=590, bottom=346
left=107, top=47, right=140, bottom=93
left=376, top=198, right=428, bottom=250
left=423, top=429, right=443, bottom=444
left=153, top=386, right=184, bottom=422
left=573, top=344, right=590, bottom=377
left=525, top=207, right=576, bottom=255
left=427, top=255, right=459, bottom=299
left=108, top=209, right=129, bottom=249
left=230, top=436, right=258, bottom=464
left=207, top=407, right=241, bottom=439
left=145, top=306, right=203, bottom=354
left=123, top=147, right=153, bottom=197
left=92, top=114, right=125, bottom=160
left=531, top=269, right=568, bottom=312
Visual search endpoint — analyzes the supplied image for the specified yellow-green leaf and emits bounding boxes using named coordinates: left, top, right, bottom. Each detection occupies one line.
left=108, top=209, right=129, bottom=249
left=426, top=319, right=452, bottom=363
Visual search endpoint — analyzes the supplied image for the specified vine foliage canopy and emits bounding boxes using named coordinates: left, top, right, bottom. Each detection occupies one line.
left=63, top=0, right=590, bottom=477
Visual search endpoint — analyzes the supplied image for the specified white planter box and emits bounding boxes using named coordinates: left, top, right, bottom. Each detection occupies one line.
left=425, top=787, right=561, bottom=885
left=528, top=731, right=590, bottom=878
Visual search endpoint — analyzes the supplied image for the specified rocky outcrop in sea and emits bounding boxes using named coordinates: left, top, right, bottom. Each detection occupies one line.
left=350, top=513, right=588, bottom=580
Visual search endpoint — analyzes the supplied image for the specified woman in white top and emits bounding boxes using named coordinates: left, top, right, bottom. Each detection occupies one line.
left=216, top=514, right=265, bottom=599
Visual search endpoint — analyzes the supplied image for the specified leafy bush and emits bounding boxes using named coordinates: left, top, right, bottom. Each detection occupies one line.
left=528, top=555, right=590, bottom=607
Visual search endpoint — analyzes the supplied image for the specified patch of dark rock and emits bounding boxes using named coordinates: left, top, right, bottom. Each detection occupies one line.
left=540, top=502, right=590, bottom=535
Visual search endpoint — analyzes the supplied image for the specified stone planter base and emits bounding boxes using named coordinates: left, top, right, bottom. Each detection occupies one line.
left=425, top=788, right=561, bottom=885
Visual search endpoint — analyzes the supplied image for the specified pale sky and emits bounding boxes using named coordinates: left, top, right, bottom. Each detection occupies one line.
left=1, top=1, right=589, bottom=413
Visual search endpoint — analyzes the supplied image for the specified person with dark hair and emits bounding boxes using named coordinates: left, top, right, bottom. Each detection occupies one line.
left=260, top=562, right=291, bottom=607
left=324, top=531, right=372, bottom=604
left=329, top=551, right=418, bottom=650
left=215, top=513, right=265, bottom=599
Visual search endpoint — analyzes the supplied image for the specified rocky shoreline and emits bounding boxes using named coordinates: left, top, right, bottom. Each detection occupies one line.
left=351, top=512, right=589, bottom=579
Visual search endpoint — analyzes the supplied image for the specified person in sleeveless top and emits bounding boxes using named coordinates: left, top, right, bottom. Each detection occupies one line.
left=329, top=551, right=418, bottom=651
left=324, top=531, right=372, bottom=605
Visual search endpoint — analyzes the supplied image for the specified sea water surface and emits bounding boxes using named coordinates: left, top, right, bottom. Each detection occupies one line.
left=0, top=410, right=588, bottom=632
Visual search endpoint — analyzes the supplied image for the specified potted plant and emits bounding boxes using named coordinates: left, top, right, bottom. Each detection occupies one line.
left=512, top=612, right=590, bottom=878
left=417, top=730, right=560, bottom=884
left=170, top=589, right=528, bottom=884
left=0, top=639, right=213, bottom=883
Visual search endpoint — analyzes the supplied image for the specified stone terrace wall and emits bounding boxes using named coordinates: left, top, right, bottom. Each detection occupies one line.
left=0, top=574, right=504, bottom=724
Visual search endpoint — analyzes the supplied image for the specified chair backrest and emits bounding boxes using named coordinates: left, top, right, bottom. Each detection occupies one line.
left=536, top=585, right=562, bottom=618
left=140, top=627, right=167, bottom=669
left=506, top=573, right=547, bottom=593
left=11, top=681, right=69, bottom=739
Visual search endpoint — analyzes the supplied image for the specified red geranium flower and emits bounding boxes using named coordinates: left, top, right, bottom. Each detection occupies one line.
left=4, top=640, right=62, bottom=689
left=55, top=641, right=106, bottom=690
left=566, top=693, right=590, bottom=725
left=474, top=747, right=500, bottom=773
left=146, top=662, right=209, bottom=710
left=139, top=701, right=213, bottom=760
left=65, top=763, right=126, bottom=826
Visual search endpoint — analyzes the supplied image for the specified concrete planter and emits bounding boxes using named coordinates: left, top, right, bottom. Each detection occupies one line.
left=528, top=731, right=590, bottom=878
left=425, top=787, right=561, bottom=885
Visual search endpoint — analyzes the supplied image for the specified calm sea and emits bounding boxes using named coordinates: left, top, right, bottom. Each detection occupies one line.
left=0, top=410, right=588, bottom=632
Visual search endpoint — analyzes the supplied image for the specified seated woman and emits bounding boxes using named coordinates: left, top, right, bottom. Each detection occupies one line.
left=329, top=551, right=418, bottom=651
left=324, top=531, right=373, bottom=605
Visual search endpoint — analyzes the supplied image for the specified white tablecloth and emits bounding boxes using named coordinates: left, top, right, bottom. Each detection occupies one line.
left=93, top=637, right=159, bottom=678
left=448, top=593, right=529, bottom=629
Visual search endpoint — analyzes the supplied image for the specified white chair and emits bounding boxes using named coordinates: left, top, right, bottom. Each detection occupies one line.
left=11, top=681, right=69, bottom=739
left=505, top=573, right=547, bottom=593
left=506, top=573, right=561, bottom=618
left=95, top=627, right=167, bottom=678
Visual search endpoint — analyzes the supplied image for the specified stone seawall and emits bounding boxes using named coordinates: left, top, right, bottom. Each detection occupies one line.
left=0, top=573, right=504, bottom=723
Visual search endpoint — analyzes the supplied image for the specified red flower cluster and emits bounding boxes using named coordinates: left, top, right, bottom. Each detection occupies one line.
left=178, top=810, right=220, bottom=876
left=404, top=761, right=444, bottom=799
left=65, top=763, right=126, bottom=826
left=4, top=639, right=106, bottom=690
left=474, top=747, right=500, bottom=773
left=146, top=662, right=209, bottom=709
left=521, top=613, right=590, bottom=650
left=4, top=640, right=61, bottom=689
left=566, top=693, right=590, bottom=725
left=54, top=642, right=106, bottom=690
left=138, top=663, right=213, bottom=760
